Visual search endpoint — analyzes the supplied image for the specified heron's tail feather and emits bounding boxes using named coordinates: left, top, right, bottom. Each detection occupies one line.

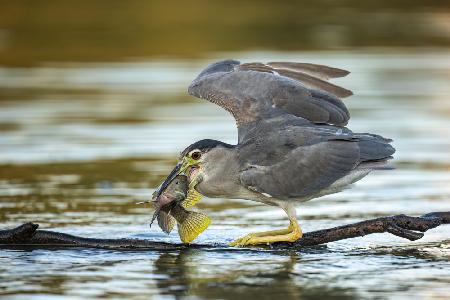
left=356, top=133, right=395, bottom=163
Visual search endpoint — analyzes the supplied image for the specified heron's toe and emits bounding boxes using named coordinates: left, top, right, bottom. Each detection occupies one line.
left=228, top=233, right=255, bottom=247
left=229, top=229, right=302, bottom=246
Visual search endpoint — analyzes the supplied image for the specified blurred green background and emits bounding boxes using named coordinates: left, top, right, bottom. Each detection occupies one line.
left=1, top=0, right=450, bottom=66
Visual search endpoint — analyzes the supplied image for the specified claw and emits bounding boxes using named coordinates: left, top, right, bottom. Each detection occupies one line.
left=229, top=233, right=254, bottom=247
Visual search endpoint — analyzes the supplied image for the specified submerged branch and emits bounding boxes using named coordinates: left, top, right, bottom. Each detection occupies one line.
left=0, top=212, right=448, bottom=251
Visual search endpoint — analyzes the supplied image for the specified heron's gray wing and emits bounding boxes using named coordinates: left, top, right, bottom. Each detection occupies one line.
left=240, top=62, right=352, bottom=98
left=237, top=115, right=394, bottom=198
left=265, top=62, right=350, bottom=80
left=239, top=139, right=360, bottom=199
left=188, top=60, right=352, bottom=143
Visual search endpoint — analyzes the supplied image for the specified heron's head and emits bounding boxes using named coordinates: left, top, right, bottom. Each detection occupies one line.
left=155, top=139, right=234, bottom=197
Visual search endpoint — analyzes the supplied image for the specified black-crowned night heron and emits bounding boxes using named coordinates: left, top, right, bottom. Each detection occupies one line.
left=155, top=60, right=395, bottom=246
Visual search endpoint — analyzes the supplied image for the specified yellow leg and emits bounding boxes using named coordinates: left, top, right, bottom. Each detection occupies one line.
left=229, top=217, right=303, bottom=247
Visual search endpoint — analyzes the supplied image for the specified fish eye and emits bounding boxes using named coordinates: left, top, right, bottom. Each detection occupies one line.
left=191, top=151, right=201, bottom=160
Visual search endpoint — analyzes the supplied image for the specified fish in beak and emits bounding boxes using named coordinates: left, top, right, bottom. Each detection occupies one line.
left=153, top=157, right=191, bottom=200
left=150, top=175, right=188, bottom=227
left=149, top=174, right=210, bottom=243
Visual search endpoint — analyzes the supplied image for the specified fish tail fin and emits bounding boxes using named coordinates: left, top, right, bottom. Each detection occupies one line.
left=177, top=211, right=211, bottom=243
left=181, top=189, right=203, bottom=208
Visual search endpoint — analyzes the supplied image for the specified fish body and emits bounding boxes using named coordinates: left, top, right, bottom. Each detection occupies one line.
left=150, top=175, right=188, bottom=227
left=150, top=175, right=210, bottom=243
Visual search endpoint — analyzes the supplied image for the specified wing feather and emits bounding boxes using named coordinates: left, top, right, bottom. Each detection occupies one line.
left=267, top=62, right=350, bottom=80
left=240, top=140, right=360, bottom=198
left=239, top=62, right=352, bottom=97
left=188, top=60, right=353, bottom=139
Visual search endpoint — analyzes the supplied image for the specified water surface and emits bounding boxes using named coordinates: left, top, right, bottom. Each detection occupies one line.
left=0, top=51, right=450, bottom=299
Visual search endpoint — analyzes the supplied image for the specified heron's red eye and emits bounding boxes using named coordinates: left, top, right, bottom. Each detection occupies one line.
left=191, top=151, right=201, bottom=160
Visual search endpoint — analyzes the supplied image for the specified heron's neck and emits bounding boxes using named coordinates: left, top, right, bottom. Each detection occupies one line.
left=197, top=146, right=240, bottom=198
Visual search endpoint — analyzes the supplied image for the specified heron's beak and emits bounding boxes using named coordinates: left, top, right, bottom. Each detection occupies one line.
left=154, top=157, right=190, bottom=199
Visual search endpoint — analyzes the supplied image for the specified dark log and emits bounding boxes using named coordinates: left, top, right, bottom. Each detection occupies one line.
left=274, top=212, right=449, bottom=249
left=0, top=212, right=448, bottom=251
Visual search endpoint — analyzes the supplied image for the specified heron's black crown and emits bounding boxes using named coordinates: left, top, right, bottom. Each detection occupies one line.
left=181, top=139, right=234, bottom=157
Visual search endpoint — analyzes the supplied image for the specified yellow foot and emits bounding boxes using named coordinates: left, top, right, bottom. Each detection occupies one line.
left=229, top=221, right=303, bottom=247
